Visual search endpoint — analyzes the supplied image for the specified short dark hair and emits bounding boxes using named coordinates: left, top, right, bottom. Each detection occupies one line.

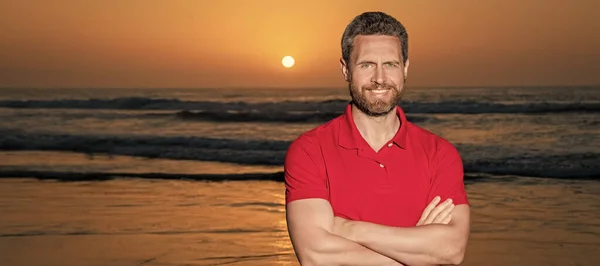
left=341, top=11, right=408, bottom=67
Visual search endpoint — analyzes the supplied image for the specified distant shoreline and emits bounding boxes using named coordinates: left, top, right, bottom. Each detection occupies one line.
left=1, top=85, right=599, bottom=90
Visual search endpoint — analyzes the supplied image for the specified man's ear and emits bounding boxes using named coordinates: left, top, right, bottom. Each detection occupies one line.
left=340, top=58, right=350, bottom=82
left=403, top=59, right=410, bottom=80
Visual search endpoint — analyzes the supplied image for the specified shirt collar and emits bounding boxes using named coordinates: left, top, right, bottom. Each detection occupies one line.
left=338, top=103, right=408, bottom=149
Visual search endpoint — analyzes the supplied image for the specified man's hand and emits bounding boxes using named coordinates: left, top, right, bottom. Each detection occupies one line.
left=331, top=200, right=468, bottom=266
left=332, top=196, right=455, bottom=239
left=416, top=196, right=454, bottom=226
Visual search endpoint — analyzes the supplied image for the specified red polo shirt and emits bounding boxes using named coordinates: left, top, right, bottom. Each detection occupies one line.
left=284, top=103, right=469, bottom=227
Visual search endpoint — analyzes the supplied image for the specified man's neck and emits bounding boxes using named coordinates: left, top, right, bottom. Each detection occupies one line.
left=352, top=104, right=400, bottom=152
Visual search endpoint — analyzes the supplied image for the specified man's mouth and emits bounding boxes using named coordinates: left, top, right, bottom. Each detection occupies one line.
left=367, top=88, right=391, bottom=94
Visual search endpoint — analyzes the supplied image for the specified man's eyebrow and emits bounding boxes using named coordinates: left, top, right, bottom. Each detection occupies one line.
left=355, top=60, right=376, bottom=65
left=355, top=60, right=401, bottom=65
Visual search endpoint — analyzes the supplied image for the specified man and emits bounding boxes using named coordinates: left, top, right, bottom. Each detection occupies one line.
left=284, top=11, right=470, bottom=266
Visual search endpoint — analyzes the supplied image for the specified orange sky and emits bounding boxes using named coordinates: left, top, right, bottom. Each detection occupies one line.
left=1, top=0, right=599, bottom=88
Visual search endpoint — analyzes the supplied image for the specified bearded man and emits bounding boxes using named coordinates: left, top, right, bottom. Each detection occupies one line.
left=284, top=11, right=470, bottom=266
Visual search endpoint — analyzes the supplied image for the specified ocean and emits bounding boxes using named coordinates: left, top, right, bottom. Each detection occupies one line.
left=0, top=86, right=599, bottom=265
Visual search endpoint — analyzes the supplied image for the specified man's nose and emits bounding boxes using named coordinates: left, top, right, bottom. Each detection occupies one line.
left=372, top=67, right=387, bottom=85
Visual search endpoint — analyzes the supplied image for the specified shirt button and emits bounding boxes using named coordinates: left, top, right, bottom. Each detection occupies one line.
left=379, top=163, right=385, bottom=168
left=387, top=143, right=393, bottom=147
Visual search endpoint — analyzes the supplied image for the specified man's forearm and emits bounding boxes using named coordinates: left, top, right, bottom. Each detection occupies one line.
left=344, top=222, right=466, bottom=265
left=299, top=229, right=403, bottom=266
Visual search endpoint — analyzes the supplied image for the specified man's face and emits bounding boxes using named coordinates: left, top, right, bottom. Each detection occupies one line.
left=341, top=35, right=409, bottom=117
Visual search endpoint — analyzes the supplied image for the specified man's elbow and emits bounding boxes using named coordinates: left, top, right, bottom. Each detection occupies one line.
left=446, top=245, right=466, bottom=265
left=439, top=241, right=466, bottom=265
left=296, top=250, right=329, bottom=266
left=431, top=227, right=468, bottom=265
left=295, top=242, right=334, bottom=266
left=296, top=249, right=317, bottom=266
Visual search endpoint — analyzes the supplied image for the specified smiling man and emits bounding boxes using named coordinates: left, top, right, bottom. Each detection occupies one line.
left=284, top=11, right=470, bottom=266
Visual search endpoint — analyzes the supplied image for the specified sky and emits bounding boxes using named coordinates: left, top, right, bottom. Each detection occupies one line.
left=0, top=0, right=599, bottom=89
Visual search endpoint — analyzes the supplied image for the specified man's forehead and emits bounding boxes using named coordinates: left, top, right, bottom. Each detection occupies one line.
left=352, top=35, right=402, bottom=60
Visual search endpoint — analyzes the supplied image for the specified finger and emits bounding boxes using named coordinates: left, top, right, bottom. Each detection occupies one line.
left=424, top=198, right=453, bottom=224
left=417, top=196, right=440, bottom=225
left=433, top=203, right=454, bottom=223
left=420, top=196, right=445, bottom=225
left=442, top=214, right=452, bottom=224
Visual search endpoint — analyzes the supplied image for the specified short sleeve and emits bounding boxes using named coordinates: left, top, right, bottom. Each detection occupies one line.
left=428, top=141, right=469, bottom=206
left=284, top=134, right=329, bottom=204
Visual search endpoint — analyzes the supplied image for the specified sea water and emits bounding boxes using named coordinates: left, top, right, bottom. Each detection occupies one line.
left=0, top=86, right=599, bottom=265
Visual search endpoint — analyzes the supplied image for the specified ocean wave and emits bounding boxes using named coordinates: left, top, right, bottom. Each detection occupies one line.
left=1, top=131, right=598, bottom=179
left=1, top=97, right=598, bottom=114
left=172, top=110, right=431, bottom=123
left=0, top=131, right=289, bottom=165
left=0, top=228, right=287, bottom=237
left=0, top=130, right=288, bottom=165
left=0, top=108, right=432, bottom=124
left=0, top=170, right=284, bottom=182
left=0, top=168, right=596, bottom=183
left=463, top=153, right=599, bottom=180
left=174, top=110, right=342, bottom=123
left=0, top=129, right=289, bottom=151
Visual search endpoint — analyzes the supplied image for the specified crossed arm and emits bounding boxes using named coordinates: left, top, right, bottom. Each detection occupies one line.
left=286, top=198, right=402, bottom=266
left=286, top=196, right=470, bottom=266
left=285, top=136, right=469, bottom=265
left=332, top=202, right=470, bottom=266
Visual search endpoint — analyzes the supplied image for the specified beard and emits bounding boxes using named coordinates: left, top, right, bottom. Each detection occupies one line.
left=349, top=81, right=404, bottom=117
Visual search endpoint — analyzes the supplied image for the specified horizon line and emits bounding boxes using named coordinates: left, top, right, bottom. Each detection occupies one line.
left=1, top=84, right=599, bottom=90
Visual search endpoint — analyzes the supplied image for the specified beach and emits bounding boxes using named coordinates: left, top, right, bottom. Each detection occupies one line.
left=0, top=86, right=599, bottom=265
left=0, top=153, right=599, bottom=266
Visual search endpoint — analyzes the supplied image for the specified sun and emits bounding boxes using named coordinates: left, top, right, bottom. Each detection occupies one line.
left=282, top=56, right=295, bottom=68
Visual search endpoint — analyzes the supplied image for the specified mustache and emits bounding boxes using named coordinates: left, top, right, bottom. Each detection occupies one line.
left=362, top=82, right=396, bottom=90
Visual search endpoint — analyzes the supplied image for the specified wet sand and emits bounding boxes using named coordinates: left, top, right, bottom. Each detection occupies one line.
left=1, top=176, right=599, bottom=266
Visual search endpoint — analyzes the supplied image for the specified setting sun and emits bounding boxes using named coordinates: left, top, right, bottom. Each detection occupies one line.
left=282, top=56, right=295, bottom=68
